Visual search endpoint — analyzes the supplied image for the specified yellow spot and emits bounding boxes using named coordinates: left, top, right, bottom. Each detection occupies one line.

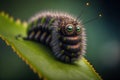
left=10, top=16, right=14, bottom=22
left=23, top=21, right=28, bottom=28
left=5, top=13, right=9, bottom=18
left=86, top=2, right=90, bottom=6
left=16, top=19, right=21, bottom=25
left=1, top=11, right=5, bottom=16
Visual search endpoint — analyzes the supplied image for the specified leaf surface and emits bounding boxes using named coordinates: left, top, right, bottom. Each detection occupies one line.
left=0, top=12, right=102, bottom=80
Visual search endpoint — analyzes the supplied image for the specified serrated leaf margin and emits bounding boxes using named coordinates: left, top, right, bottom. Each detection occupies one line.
left=0, top=11, right=102, bottom=80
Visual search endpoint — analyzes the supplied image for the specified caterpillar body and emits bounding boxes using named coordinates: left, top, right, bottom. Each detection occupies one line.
left=26, top=11, right=86, bottom=63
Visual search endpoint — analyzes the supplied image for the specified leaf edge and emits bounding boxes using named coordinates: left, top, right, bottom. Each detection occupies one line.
left=0, top=11, right=102, bottom=80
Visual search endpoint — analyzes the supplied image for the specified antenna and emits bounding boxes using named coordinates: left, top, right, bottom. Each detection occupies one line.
left=76, top=2, right=90, bottom=21
left=83, top=13, right=102, bottom=24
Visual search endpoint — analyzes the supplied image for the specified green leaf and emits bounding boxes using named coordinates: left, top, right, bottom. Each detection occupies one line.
left=0, top=12, right=102, bottom=80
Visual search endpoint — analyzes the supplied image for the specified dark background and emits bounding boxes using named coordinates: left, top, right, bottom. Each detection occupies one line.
left=0, top=0, right=120, bottom=80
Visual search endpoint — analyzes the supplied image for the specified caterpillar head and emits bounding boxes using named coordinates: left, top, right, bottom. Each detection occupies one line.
left=51, top=14, right=86, bottom=63
left=59, top=18, right=81, bottom=36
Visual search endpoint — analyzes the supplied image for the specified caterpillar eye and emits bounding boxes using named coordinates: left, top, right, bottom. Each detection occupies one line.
left=67, top=25, right=73, bottom=32
left=76, top=25, right=81, bottom=32
left=65, top=24, right=74, bottom=35
left=76, top=25, right=81, bottom=35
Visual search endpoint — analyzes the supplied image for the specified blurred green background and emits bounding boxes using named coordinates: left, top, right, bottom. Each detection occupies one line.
left=0, top=0, right=120, bottom=80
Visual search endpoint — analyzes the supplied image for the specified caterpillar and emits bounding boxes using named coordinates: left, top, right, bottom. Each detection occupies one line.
left=24, top=11, right=86, bottom=63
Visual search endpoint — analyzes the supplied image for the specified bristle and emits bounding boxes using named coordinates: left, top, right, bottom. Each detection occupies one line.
left=28, top=11, right=77, bottom=23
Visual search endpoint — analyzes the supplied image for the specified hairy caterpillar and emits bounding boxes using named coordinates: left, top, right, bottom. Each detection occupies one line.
left=23, top=11, right=86, bottom=63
